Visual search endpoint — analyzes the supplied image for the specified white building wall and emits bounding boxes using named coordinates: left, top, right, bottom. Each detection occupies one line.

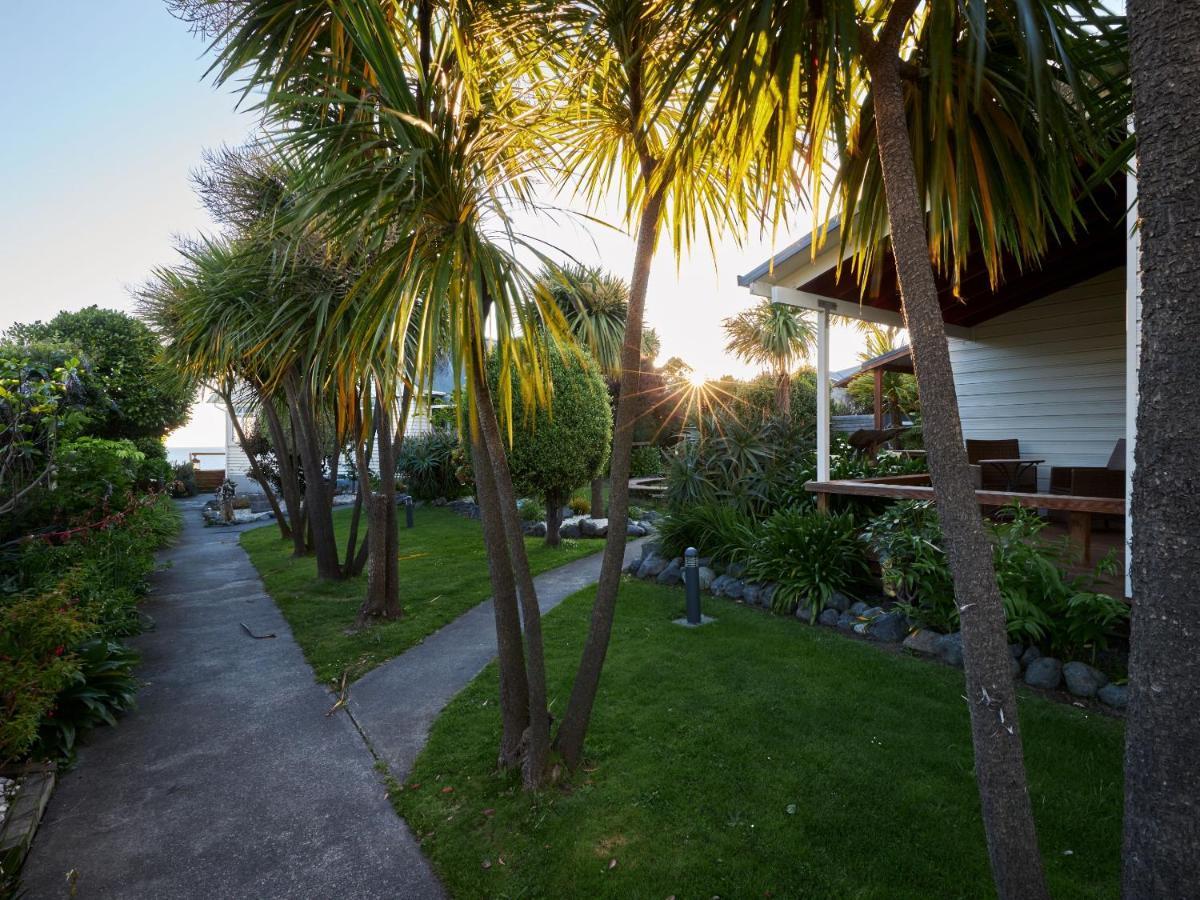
left=948, top=266, right=1127, bottom=491
left=224, top=407, right=255, bottom=489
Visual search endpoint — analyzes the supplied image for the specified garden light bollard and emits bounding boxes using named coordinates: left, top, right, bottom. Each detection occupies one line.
left=684, top=547, right=701, bottom=625
left=405, top=496, right=414, bottom=529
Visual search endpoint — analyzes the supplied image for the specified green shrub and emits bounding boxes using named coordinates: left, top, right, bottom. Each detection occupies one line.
left=745, top=509, right=870, bottom=621
left=862, top=501, right=1129, bottom=657
left=657, top=502, right=755, bottom=565
left=861, top=501, right=957, bottom=632
left=0, top=584, right=90, bottom=763
left=396, top=429, right=467, bottom=501
left=34, top=638, right=141, bottom=762
left=519, top=499, right=546, bottom=523
left=52, top=437, right=145, bottom=516
left=170, top=460, right=198, bottom=497
left=629, top=445, right=663, bottom=478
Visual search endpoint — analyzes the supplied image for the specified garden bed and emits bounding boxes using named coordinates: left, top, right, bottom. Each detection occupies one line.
left=396, top=579, right=1124, bottom=899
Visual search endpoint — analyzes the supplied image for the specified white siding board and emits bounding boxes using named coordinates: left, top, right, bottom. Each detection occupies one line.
left=949, top=267, right=1126, bottom=490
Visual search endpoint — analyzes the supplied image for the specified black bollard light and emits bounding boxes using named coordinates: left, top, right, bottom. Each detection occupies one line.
left=684, top=546, right=701, bottom=625
left=405, top=496, right=415, bottom=529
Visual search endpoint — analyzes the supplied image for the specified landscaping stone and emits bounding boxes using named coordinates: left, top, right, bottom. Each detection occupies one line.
left=581, top=517, right=609, bottom=538
left=524, top=521, right=547, bottom=537
left=1009, top=643, right=1024, bottom=660
left=709, top=574, right=731, bottom=595
left=1010, top=657, right=1022, bottom=678
left=727, top=562, right=747, bottom=578
left=818, top=607, right=840, bottom=627
left=1098, top=683, right=1129, bottom=709
left=636, top=553, right=669, bottom=580
left=836, top=612, right=855, bottom=631
left=867, top=611, right=909, bottom=643
left=1024, top=657, right=1063, bottom=690
left=848, top=601, right=870, bottom=616
left=698, top=557, right=712, bottom=568
left=1063, top=661, right=1108, bottom=699
left=640, top=540, right=661, bottom=560
left=853, top=621, right=870, bottom=635
left=626, top=520, right=648, bottom=537
left=761, top=584, right=779, bottom=609
left=1020, top=645, right=1042, bottom=668
left=656, top=558, right=684, bottom=586
left=936, top=632, right=964, bottom=668
left=697, top=567, right=715, bottom=590
left=902, top=629, right=942, bottom=657
left=724, top=579, right=746, bottom=600
left=860, top=606, right=884, bottom=620
left=742, top=584, right=762, bottom=606
left=828, top=592, right=852, bottom=613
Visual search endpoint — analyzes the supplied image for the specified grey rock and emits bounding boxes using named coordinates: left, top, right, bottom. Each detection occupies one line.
left=867, top=611, right=909, bottom=643
left=1063, top=661, right=1108, bottom=699
left=1010, top=656, right=1022, bottom=678
left=636, top=553, right=668, bottom=580
left=697, top=567, right=715, bottom=590
left=1020, top=645, right=1042, bottom=668
left=1097, top=683, right=1128, bottom=709
left=560, top=521, right=582, bottom=539
left=1009, top=643, right=1025, bottom=660
left=698, top=557, right=713, bottom=568
left=640, top=541, right=662, bottom=561
left=727, top=562, right=747, bottom=578
left=626, top=521, right=647, bottom=537
left=642, top=509, right=664, bottom=523
left=861, top=606, right=884, bottom=620
left=581, top=517, right=609, bottom=538
left=1024, top=657, right=1063, bottom=690
left=818, top=608, right=840, bottom=627
left=742, top=584, right=762, bottom=606
left=760, top=584, right=779, bottom=607
left=848, top=601, right=871, bottom=617
left=709, top=574, right=731, bottom=595
left=937, top=632, right=965, bottom=668
left=853, top=621, right=870, bottom=635
left=656, top=558, right=684, bottom=586
left=524, top=521, right=547, bottom=537
left=836, top=612, right=855, bottom=631
left=828, top=592, right=852, bottom=613
left=902, top=629, right=942, bottom=657
left=724, top=579, right=746, bottom=600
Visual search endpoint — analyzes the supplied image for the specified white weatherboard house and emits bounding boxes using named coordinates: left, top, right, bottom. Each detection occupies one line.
left=739, top=171, right=1139, bottom=594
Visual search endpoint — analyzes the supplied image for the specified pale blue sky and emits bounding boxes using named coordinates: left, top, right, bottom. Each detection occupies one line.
left=0, top=2, right=864, bottom=447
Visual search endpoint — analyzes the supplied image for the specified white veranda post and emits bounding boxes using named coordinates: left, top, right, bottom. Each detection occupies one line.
left=816, top=305, right=830, bottom=481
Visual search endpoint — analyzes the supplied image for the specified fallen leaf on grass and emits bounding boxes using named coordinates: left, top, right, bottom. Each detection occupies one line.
left=482, top=808, right=496, bottom=817
left=608, top=859, right=618, bottom=871
left=441, top=786, right=454, bottom=794
left=481, top=859, right=492, bottom=870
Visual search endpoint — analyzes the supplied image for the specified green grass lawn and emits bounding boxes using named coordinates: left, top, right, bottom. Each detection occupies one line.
left=396, top=579, right=1124, bottom=899
left=241, top=505, right=600, bottom=684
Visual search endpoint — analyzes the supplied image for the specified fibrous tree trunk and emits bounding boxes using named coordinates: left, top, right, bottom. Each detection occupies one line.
left=283, top=373, right=341, bottom=580
left=865, top=13, right=1048, bottom=898
left=589, top=476, right=605, bottom=519
left=470, top=424, right=530, bottom=769
left=220, top=385, right=289, bottom=540
left=1123, top=3, right=1200, bottom=894
left=262, top=397, right=307, bottom=557
left=556, top=189, right=665, bottom=769
left=776, top=366, right=792, bottom=420
left=545, top=489, right=564, bottom=547
left=470, top=357, right=553, bottom=788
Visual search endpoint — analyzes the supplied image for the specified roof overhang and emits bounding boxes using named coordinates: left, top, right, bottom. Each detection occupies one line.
left=740, top=179, right=1127, bottom=334
left=833, top=345, right=913, bottom=387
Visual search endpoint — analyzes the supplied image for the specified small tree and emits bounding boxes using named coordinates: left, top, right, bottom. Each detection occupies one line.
left=489, top=341, right=611, bottom=546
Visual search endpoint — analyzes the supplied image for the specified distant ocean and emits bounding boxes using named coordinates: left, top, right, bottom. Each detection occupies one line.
left=166, top=446, right=226, bottom=469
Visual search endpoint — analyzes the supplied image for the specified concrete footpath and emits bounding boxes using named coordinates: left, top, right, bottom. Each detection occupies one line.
left=22, top=499, right=442, bottom=900
left=348, top=537, right=645, bottom=778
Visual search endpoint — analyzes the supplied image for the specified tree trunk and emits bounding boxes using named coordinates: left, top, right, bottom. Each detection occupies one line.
left=1123, top=4, right=1200, bottom=894
left=544, top=489, right=563, bottom=547
left=471, top=358, right=552, bottom=788
left=589, top=476, right=605, bottom=519
left=221, top=386, right=289, bottom=540
left=262, top=398, right=307, bottom=557
left=283, top=375, right=341, bottom=580
left=556, top=189, right=665, bottom=769
left=776, top=366, right=792, bottom=420
left=469, top=417, right=530, bottom=769
left=867, top=46, right=1048, bottom=900
left=355, top=396, right=401, bottom=624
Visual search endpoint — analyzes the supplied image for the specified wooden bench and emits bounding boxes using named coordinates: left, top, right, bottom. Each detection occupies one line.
left=806, top=478, right=1124, bottom=564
